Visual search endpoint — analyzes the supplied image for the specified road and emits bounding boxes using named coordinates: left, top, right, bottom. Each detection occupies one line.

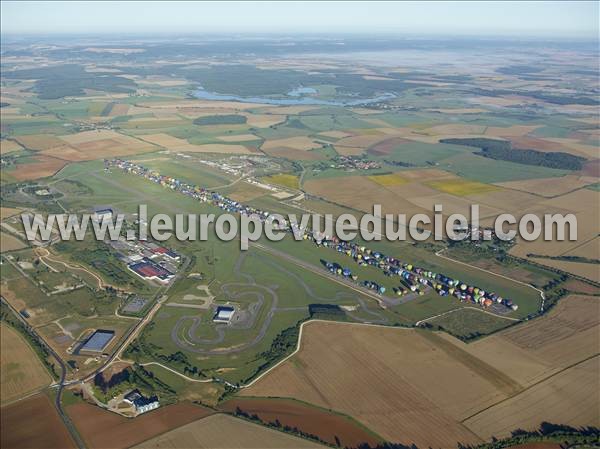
left=415, top=306, right=520, bottom=327
left=251, top=241, right=388, bottom=307
left=138, top=362, right=213, bottom=383
left=73, top=252, right=192, bottom=384
left=1, top=296, right=87, bottom=449
left=170, top=251, right=389, bottom=356
left=75, top=296, right=166, bottom=385
left=122, top=319, right=416, bottom=389
left=35, top=247, right=108, bottom=290
left=0, top=251, right=189, bottom=449
left=435, top=249, right=546, bottom=310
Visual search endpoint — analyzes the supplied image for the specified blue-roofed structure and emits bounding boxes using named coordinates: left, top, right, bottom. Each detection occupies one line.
left=77, top=329, right=115, bottom=353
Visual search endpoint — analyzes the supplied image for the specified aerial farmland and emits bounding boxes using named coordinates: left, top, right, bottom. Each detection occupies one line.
left=1, top=2, right=599, bottom=448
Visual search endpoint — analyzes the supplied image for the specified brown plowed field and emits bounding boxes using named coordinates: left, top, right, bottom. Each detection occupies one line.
left=458, top=295, right=600, bottom=387
left=14, top=135, right=65, bottom=151
left=581, top=159, right=600, bottom=177
left=304, top=175, right=430, bottom=218
left=67, top=401, right=214, bottom=449
left=9, top=156, right=67, bottom=181
left=242, top=322, right=505, bottom=448
left=1, top=393, right=76, bottom=449
left=220, top=397, right=382, bottom=448
left=263, top=147, right=325, bottom=160
left=242, top=295, right=599, bottom=448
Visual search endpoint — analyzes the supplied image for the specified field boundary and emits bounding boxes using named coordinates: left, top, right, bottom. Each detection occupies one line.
left=139, top=361, right=213, bottom=383
left=240, top=319, right=413, bottom=389
left=461, top=353, right=600, bottom=424
left=435, top=249, right=546, bottom=310
left=415, top=306, right=520, bottom=326
left=0, top=322, right=54, bottom=406
left=225, top=394, right=389, bottom=443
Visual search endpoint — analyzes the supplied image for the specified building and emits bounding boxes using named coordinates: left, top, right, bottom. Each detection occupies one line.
left=123, top=390, right=160, bottom=414
left=76, top=329, right=115, bottom=354
left=128, top=258, right=175, bottom=284
left=150, top=246, right=180, bottom=261
left=93, top=208, right=114, bottom=222
left=213, top=306, right=235, bottom=323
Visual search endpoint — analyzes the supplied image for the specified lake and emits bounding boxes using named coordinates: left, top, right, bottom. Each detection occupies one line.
left=194, top=86, right=395, bottom=106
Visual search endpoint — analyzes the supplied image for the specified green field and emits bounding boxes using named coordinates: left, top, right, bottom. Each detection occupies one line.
left=2, top=48, right=595, bottom=406
left=438, top=151, right=570, bottom=182
left=46, top=158, right=548, bottom=383
left=426, top=308, right=515, bottom=339
left=58, top=158, right=544, bottom=321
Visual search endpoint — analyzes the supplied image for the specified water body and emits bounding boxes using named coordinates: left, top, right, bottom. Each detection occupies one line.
left=194, top=86, right=396, bottom=106
left=287, top=86, right=317, bottom=97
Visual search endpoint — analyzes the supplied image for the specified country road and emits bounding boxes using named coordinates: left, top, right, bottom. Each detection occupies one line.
left=35, top=247, right=108, bottom=290
left=77, top=253, right=192, bottom=384
left=434, top=248, right=546, bottom=310
left=1, top=296, right=87, bottom=449
left=251, top=241, right=388, bottom=307
left=170, top=251, right=390, bottom=356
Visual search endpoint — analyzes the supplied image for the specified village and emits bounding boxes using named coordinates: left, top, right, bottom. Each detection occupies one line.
left=330, top=155, right=382, bottom=171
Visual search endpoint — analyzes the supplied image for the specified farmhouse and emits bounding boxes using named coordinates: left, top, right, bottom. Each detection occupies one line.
left=123, top=389, right=160, bottom=414
left=76, top=329, right=115, bottom=354
left=213, top=306, right=235, bottom=323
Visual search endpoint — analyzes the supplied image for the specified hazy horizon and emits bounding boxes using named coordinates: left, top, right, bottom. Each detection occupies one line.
left=1, top=1, right=598, bottom=39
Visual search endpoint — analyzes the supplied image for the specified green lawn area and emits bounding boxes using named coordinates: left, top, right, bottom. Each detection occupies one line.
left=427, top=308, right=514, bottom=339
left=42, top=151, right=549, bottom=387
left=2, top=116, right=73, bottom=136
left=128, top=158, right=233, bottom=188
left=438, top=151, right=570, bottom=183
left=378, top=141, right=470, bottom=166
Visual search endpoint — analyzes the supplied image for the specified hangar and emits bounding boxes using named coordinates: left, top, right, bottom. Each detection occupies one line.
left=213, top=306, right=235, bottom=323
left=76, top=329, right=115, bottom=354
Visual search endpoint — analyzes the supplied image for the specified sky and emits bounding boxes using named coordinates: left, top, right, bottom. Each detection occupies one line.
left=1, top=1, right=598, bottom=39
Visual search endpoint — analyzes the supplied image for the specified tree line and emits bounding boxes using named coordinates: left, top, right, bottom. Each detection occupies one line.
left=440, top=137, right=586, bottom=170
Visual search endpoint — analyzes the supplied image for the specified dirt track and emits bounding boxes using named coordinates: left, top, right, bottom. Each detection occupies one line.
left=170, top=252, right=389, bottom=355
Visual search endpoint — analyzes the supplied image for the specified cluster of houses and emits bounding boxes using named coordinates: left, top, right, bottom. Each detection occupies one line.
left=331, top=155, right=381, bottom=171
left=108, top=159, right=517, bottom=312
